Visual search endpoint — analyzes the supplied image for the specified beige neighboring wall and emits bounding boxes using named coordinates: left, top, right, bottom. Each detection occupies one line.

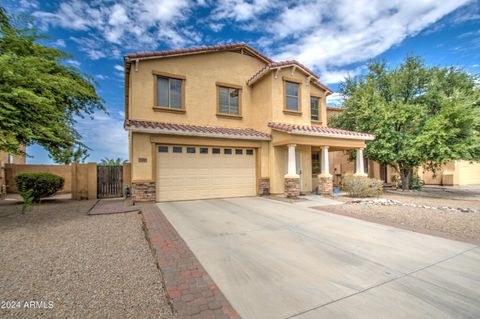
left=419, top=160, right=480, bottom=186
left=458, top=160, right=480, bottom=185
left=0, top=147, right=27, bottom=165
left=5, top=164, right=72, bottom=193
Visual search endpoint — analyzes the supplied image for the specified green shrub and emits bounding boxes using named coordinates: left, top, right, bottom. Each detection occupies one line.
left=15, top=172, right=64, bottom=205
left=343, top=176, right=384, bottom=197
left=409, top=173, right=423, bottom=190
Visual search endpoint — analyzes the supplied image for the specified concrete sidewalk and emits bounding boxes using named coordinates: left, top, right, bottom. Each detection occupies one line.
left=158, top=197, right=480, bottom=319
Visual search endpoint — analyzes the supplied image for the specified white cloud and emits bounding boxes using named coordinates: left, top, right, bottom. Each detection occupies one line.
left=64, top=59, right=81, bottom=67
left=114, top=65, right=124, bottom=71
left=326, top=93, right=344, bottom=107
left=320, top=66, right=365, bottom=84
left=34, top=0, right=198, bottom=59
left=209, top=22, right=224, bottom=32
left=53, top=39, right=66, bottom=47
left=266, top=0, right=469, bottom=83
left=212, top=0, right=277, bottom=22
left=95, top=74, right=108, bottom=80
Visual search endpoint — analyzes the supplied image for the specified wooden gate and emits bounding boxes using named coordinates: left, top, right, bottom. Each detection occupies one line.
left=97, top=165, right=123, bottom=198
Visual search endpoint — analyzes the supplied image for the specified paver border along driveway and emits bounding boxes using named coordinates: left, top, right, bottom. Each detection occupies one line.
left=158, top=197, right=480, bottom=319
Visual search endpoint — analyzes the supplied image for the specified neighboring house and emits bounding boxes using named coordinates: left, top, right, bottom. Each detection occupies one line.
left=124, top=43, right=374, bottom=202
left=0, top=147, right=26, bottom=196
left=0, top=148, right=26, bottom=166
left=326, top=107, right=480, bottom=186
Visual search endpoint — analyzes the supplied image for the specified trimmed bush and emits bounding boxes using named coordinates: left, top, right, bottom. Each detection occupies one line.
left=343, top=176, right=383, bottom=198
left=15, top=172, right=64, bottom=204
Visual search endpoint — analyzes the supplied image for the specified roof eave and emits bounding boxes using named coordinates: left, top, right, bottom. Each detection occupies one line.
left=124, top=126, right=271, bottom=141
left=271, top=128, right=375, bottom=141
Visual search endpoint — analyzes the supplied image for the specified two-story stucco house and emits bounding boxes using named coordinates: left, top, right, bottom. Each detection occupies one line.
left=124, top=43, right=374, bottom=202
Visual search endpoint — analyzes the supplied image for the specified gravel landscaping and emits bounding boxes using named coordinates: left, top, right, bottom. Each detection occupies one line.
left=0, top=199, right=175, bottom=319
left=318, top=192, right=480, bottom=244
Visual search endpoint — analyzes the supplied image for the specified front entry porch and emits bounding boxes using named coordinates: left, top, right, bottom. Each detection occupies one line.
left=267, top=123, right=375, bottom=198
left=282, top=144, right=368, bottom=197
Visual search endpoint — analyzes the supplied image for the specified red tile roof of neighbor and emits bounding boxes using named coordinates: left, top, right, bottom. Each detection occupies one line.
left=124, top=119, right=271, bottom=140
left=327, top=106, right=344, bottom=111
left=268, top=122, right=375, bottom=140
left=125, top=42, right=273, bottom=63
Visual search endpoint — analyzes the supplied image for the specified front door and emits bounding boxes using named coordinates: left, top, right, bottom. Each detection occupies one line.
left=380, top=164, right=388, bottom=183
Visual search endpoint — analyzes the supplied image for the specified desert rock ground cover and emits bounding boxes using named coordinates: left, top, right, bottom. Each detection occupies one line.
left=319, top=191, right=480, bottom=244
left=0, top=199, right=175, bottom=319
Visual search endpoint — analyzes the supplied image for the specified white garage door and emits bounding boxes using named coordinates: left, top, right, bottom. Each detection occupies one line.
left=156, top=145, right=256, bottom=201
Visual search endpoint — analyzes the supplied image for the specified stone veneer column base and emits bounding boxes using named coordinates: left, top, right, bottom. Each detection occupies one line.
left=284, top=177, right=300, bottom=198
left=132, top=182, right=156, bottom=202
left=318, top=175, right=333, bottom=196
left=258, top=177, right=270, bottom=196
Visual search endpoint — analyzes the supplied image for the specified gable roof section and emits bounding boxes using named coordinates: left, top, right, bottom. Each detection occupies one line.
left=247, top=60, right=333, bottom=94
left=125, top=119, right=271, bottom=140
left=125, top=42, right=273, bottom=64
left=268, top=122, right=375, bottom=140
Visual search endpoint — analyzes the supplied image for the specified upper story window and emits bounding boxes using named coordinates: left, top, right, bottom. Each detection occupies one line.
left=310, top=96, right=320, bottom=121
left=285, top=81, right=299, bottom=111
left=283, top=78, right=302, bottom=114
left=217, top=83, right=242, bottom=117
left=153, top=71, right=185, bottom=111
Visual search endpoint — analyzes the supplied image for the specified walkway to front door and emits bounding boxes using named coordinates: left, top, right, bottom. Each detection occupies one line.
left=158, top=197, right=480, bottom=319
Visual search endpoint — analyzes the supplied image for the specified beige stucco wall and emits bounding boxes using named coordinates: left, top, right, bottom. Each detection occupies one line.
left=71, top=163, right=97, bottom=200
left=128, top=50, right=329, bottom=133
left=129, top=51, right=268, bottom=131
left=5, top=164, right=72, bottom=193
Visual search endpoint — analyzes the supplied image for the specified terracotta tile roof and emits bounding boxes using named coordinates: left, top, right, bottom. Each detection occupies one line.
left=125, top=42, right=273, bottom=63
left=247, top=60, right=333, bottom=93
left=327, top=106, right=344, bottom=111
left=268, top=122, right=375, bottom=140
left=125, top=119, right=271, bottom=140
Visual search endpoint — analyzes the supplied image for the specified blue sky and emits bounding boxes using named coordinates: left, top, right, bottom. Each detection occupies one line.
left=2, top=0, right=480, bottom=164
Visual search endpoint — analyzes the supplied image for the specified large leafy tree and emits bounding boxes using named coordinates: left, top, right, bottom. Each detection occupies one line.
left=332, top=56, right=480, bottom=189
left=0, top=7, right=104, bottom=158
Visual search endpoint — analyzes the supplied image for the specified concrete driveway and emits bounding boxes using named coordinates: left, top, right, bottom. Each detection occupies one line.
left=158, top=197, right=480, bottom=319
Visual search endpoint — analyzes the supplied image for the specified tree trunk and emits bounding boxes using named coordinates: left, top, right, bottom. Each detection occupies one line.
left=400, top=169, right=411, bottom=190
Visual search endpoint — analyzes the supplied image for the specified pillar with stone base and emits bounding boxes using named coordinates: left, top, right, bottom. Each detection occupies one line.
left=318, top=145, right=333, bottom=196
left=284, top=144, right=300, bottom=198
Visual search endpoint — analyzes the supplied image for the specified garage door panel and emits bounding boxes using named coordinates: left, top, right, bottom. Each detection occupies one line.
left=157, top=146, right=256, bottom=201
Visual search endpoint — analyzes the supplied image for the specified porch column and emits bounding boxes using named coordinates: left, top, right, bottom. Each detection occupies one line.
left=284, top=144, right=300, bottom=198
left=355, top=148, right=367, bottom=176
left=320, top=146, right=331, bottom=177
left=287, top=144, right=298, bottom=177
left=318, top=146, right=333, bottom=196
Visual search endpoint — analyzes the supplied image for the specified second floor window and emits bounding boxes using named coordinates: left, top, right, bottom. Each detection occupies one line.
left=218, top=86, right=240, bottom=115
left=285, top=81, right=299, bottom=111
left=156, top=76, right=183, bottom=109
left=311, top=96, right=320, bottom=121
